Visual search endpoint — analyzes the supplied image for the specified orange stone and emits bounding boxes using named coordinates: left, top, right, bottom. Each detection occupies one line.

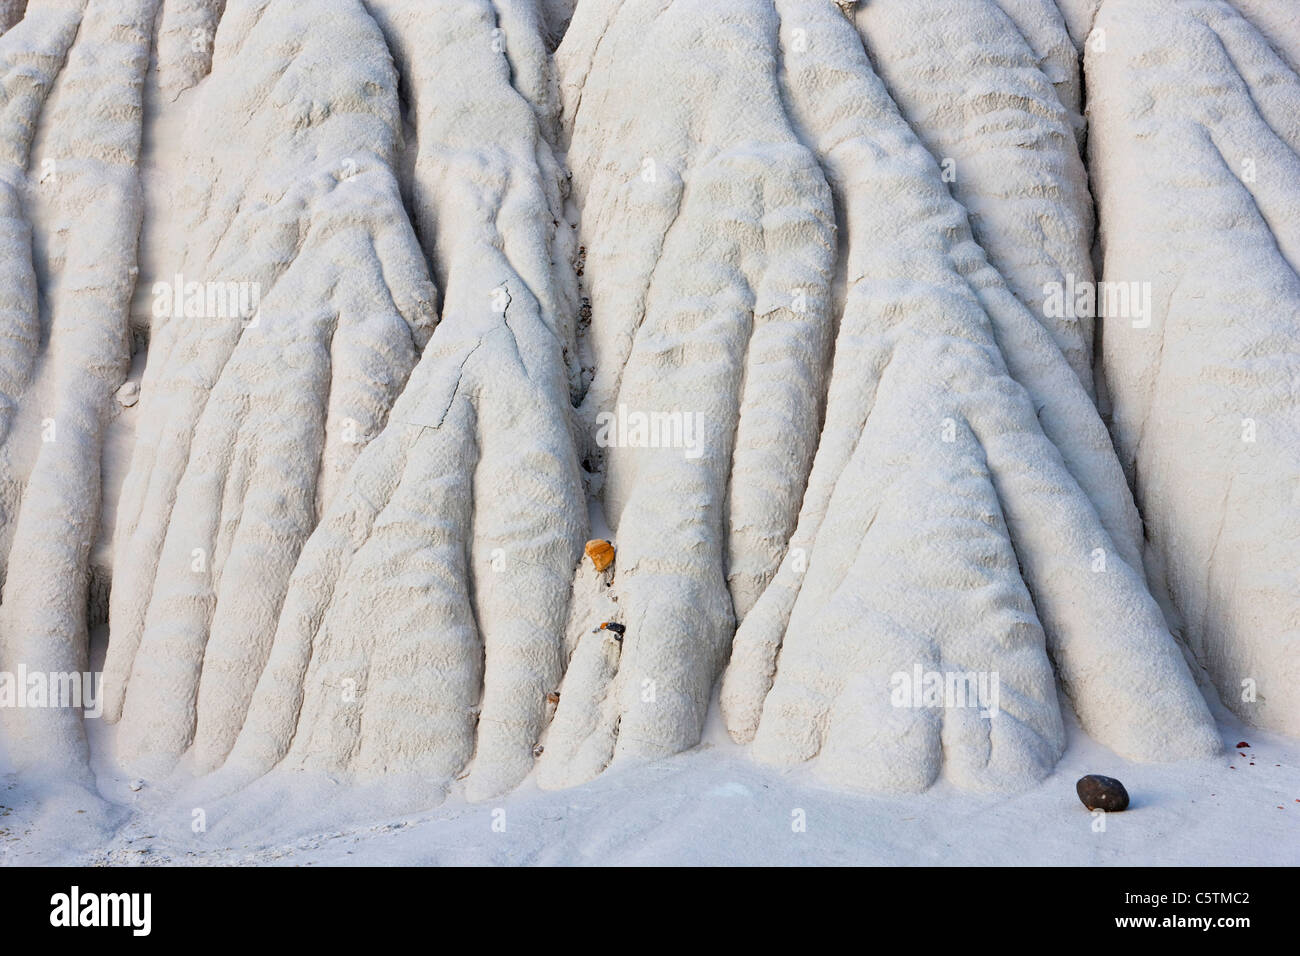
left=585, top=538, right=615, bottom=572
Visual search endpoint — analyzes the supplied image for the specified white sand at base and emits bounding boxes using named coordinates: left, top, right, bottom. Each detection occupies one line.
left=2, top=678, right=1295, bottom=867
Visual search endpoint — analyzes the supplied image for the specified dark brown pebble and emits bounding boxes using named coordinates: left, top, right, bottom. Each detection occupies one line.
left=1077, top=774, right=1130, bottom=812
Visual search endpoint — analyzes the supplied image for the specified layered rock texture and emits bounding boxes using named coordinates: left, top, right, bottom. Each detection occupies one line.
left=0, top=0, right=1293, bottom=809
left=1087, top=0, right=1300, bottom=738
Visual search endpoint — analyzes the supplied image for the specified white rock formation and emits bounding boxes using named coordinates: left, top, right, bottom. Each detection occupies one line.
left=219, top=0, right=586, bottom=804
left=0, top=0, right=1292, bottom=817
left=0, top=0, right=143, bottom=785
left=717, top=0, right=1216, bottom=793
left=536, top=0, right=839, bottom=789
left=1088, top=0, right=1300, bottom=737
left=103, top=0, right=437, bottom=780
left=852, top=0, right=1097, bottom=393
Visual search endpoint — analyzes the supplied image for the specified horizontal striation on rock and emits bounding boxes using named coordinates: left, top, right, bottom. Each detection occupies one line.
left=0, top=0, right=143, bottom=787
left=853, top=0, right=1098, bottom=393
left=720, top=0, right=1216, bottom=793
left=1088, top=0, right=1300, bottom=737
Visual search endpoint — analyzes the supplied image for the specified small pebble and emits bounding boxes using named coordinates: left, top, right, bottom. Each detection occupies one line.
left=584, top=539, right=615, bottom=573
left=1076, top=774, right=1129, bottom=812
left=116, top=381, right=140, bottom=408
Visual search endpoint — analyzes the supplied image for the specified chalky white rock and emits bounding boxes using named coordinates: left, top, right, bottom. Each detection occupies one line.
left=0, top=1, right=1292, bottom=847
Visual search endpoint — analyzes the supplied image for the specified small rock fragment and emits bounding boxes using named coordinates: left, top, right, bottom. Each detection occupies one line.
left=1076, top=774, right=1129, bottom=812
left=116, top=381, right=140, bottom=408
left=591, top=621, right=625, bottom=641
left=1235, top=741, right=1250, bottom=748
left=127, top=779, right=143, bottom=792
left=584, top=538, right=615, bottom=572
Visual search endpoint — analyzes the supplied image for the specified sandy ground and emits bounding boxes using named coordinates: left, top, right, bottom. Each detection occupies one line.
left=2, top=686, right=1295, bottom=867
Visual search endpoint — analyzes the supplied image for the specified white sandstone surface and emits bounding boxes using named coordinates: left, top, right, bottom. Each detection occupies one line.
left=1088, top=0, right=1300, bottom=739
left=0, top=0, right=1294, bottom=865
